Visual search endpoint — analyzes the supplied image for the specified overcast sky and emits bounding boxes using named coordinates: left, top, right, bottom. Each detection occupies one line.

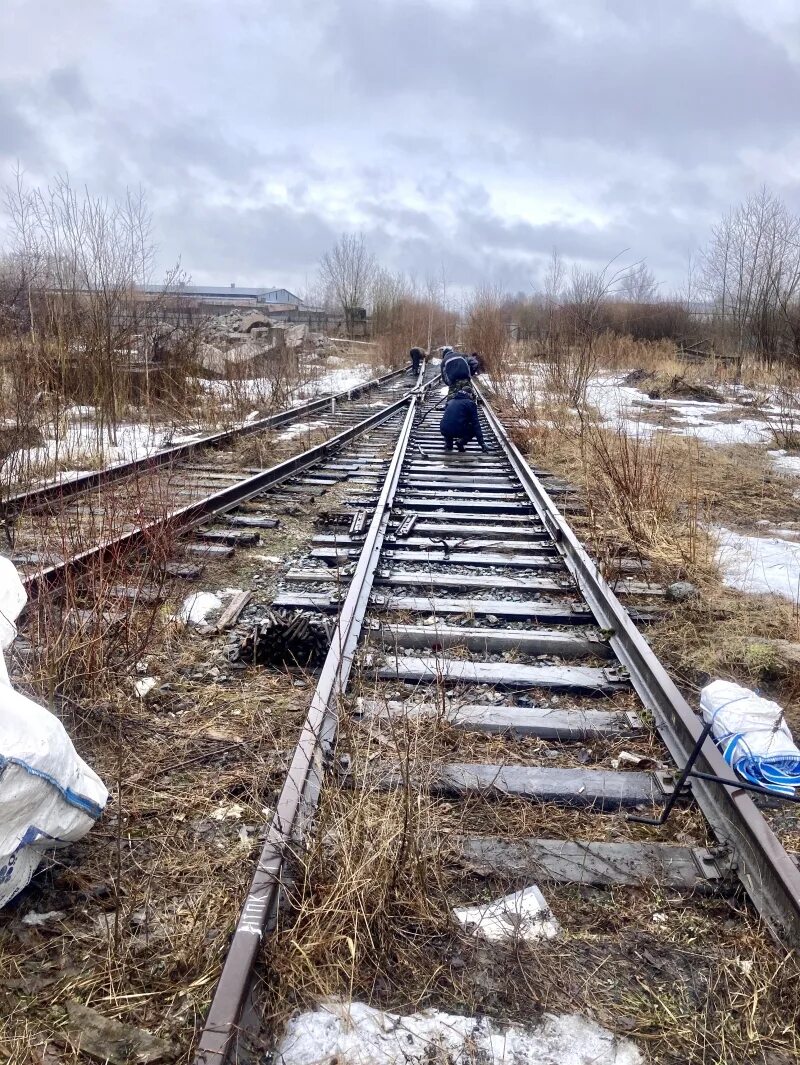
left=3, top=0, right=800, bottom=297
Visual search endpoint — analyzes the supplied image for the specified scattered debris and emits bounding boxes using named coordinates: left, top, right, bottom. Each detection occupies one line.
left=231, top=609, right=332, bottom=668
left=452, top=884, right=560, bottom=942
left=133, top=677, right=158, bottom=699
left=21, top=909, right=66, bottom=927
left=213, top=589, right=253, bottom=632
left=665, top=580, right=698, bottom=602
left=611, top=750, right=658, bottom=770
left=621, top=368, right=654, bottom=387
left=276, top=1000, right=642, bottom=1065
left=210, top=803, right=245, bottom=822
left=63, top=1001, right=175, bottom=1065
left=647, top=376, right=724, bottom=403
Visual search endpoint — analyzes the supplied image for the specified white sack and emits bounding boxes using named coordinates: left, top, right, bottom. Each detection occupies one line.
left=0, top=555, right=108, bottom=907
left=700, top=679, right=800, bottom=796
left=0, top=555, right=28, bottom=684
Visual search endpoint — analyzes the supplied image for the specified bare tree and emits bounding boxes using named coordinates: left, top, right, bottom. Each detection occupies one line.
left=2, top=171, right=187, bottom=457
left=318, top=233, right=376, bottom=337
left=619, top=261, right=658, bottom=303
left=546, top=254, right=633, bottom=407
left=701, top=187, right=800, bottom=361
left=464, top=285, right=511, bottom=377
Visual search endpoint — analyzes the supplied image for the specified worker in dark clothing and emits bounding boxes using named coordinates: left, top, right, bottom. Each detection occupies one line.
left=468, top=352, right=484, bottom=376
left=440, top=390, right=488, bottom=452
left=408, top=347, right=424, bottom=375
left=441, top=350, right=472, bottom=387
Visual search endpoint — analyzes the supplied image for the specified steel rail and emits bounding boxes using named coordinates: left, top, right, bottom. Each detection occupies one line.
left=194, top=386, right=426, bottom=1065
left=2, top=368, right=406, bottom=518
left=22, top=379, right=420, bottom=597
left=476, top=381, right=800, bottom=945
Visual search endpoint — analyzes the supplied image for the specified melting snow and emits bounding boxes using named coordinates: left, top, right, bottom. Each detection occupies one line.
left=769, top=450, right=800, bottom=476
left=715, top=526, right=800, bottom=601
left=453, top=885, right=560, bottom=942
left=277, top=419, right=329, bottom=440
left=177, top=591, right=223, bottom=623
left=275, top=1000, right=642, bottom=1065
left=585, top=375, right=772, bottom=443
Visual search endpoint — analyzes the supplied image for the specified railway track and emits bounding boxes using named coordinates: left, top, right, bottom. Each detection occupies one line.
left=188, top=378, right=800, bottom=1063
left=6, top=366, right=429, bottom=593
left=6, top=364, right=800, bottom=1061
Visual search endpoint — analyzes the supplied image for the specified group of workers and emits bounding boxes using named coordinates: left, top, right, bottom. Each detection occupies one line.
left=407, top=345, right=488, bottom=453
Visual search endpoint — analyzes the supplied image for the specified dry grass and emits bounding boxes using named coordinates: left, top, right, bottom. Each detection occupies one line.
left=0, top=650, right=314, bottom=1063
left=0, top=410, right=407, bottom=1062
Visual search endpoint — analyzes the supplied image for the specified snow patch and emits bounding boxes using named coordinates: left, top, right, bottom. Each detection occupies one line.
left=769, top=450, right=800, bottom=475
left=177, top=591, right=223, bottom=623
left=277, top=419, right=329, bottom=440
left=715, top=526, right=800, bottom=601
left=453, top=885, right=560, bottom=942
left=275, top=1000, right=642, bottom=1065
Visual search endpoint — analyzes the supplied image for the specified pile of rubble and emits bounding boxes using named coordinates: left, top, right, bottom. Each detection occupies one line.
left=196, top=311, right=307, bottom=377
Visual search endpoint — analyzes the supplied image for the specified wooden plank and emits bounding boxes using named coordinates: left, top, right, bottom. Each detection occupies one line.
left=376, top=550, right=560, bottom=568
left=314, top=535, right=555, bottom=554
left=376, top=655, right=628, bottom=694
left=455, top=837, right=726, bottom=889
left=400, top=490, right=527, bottom=502
left=226, top=515, right=280, bottom=529
left=273, top=591, right=336, bottom=611
left=213, top=590, right=253, bottom=632
left=391, top=511, right=532, bottom=525
left=199, top=529, right=260, bottom=547
left=272, top=591, right=594, bottom=624
left=358, top=700, right=642, bottom=738
left=401, top=523, right=549, bottom=540
left=396, top=498, right=535, bottom=514
left=380, top=550, right=649, bottom=574
left=372, top=571, right=664, bottom=597
left=371, top=762, right=666, bottom=810
left=401, top=478, right=519, bottom=492
left=186, top=543, right=235, bottom=559
left=279, top=484, right=327, bottom=496
left=164, top=562, right=204, bottom=579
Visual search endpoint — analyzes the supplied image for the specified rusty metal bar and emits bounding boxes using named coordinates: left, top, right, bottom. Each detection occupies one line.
left=21, top=388, right=419, bottom=597
left=194, top=389, right=424, bottom=1065
left=2, top=368, right=406, bottom=519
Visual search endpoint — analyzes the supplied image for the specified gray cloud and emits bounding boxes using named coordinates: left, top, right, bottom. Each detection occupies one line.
left=1, top=0, right=800, bottom=294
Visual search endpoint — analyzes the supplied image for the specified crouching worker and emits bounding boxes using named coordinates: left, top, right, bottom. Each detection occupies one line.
left=440, top=390, right=489, bottom=453
left=441, top=349, right=472, bottom=388
left=409, top=347, right=424, bottom=375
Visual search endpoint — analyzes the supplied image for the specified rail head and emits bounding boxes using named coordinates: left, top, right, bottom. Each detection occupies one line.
left=476, top=381, right=800, bottom=946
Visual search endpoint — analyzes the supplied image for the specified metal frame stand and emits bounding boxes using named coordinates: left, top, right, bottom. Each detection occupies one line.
left=629, top=716, right=800, bottom=826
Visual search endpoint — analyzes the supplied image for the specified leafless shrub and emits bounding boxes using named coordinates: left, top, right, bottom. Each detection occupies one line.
left=701, top=187, right=800, bottom=364
left=543, top=254, right=634, bottom=407
left=464, top=285, right=511, bottom=379
left=16, top=471, right=182, bottom=704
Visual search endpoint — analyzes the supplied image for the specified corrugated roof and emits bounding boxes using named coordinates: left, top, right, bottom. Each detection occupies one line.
left=142, top=284, right=303, bottom=303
